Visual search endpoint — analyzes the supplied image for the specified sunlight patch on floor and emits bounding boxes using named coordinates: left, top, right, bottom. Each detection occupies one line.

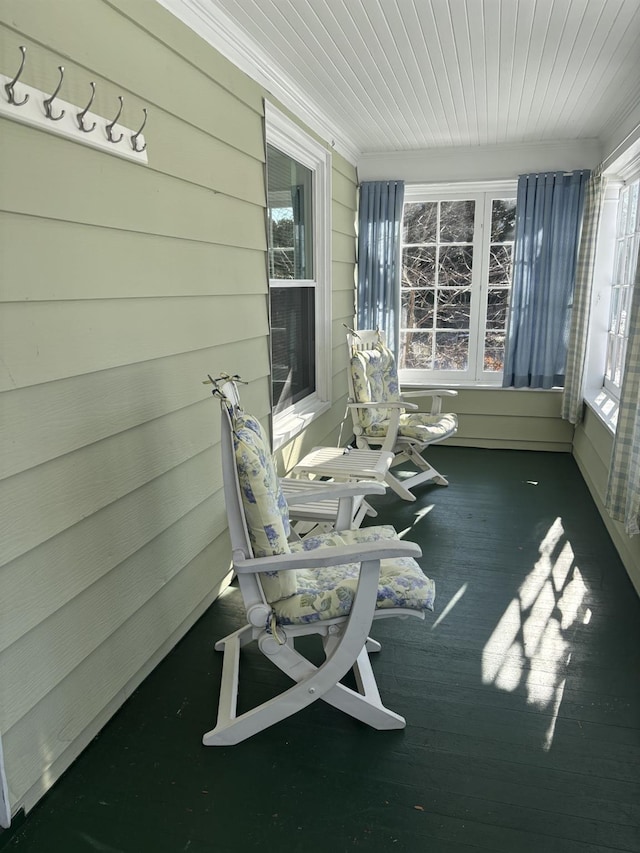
left=414, top=504, right=435, bottom=523
left=481, top=516, right=588, bottom=750
left=398, top=504, right=435, bottom=538
left=432, top=583, right=468, bottom=630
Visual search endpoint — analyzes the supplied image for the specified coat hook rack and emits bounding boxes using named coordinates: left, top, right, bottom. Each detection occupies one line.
left=4, top=45, right=29, bottom=106
left=43, top=65, right=65, bottom=120
left=1, top=47, right=148, bottom=164
left=76, top=82, right=96, bottom=133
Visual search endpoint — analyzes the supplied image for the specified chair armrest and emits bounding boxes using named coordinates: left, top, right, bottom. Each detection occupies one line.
left=403, top=389, right=458, bottom=399
left=402, top=389, right=458, bottom=414
left=282, top=479, right=385, bottom=504
left=346, top=400, right=416, bottom=410
left=233, top=538, right=422, bottom=574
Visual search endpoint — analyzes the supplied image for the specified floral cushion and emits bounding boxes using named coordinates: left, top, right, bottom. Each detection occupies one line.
left=350, top=342, right=401, bottom=430
left=272, top=525, right=436, bottom=625
left=366, top=411, right=458, bottom=441
left=351, top=343, right=458, bottom=442
left=232, top=409, right=296, bottom=602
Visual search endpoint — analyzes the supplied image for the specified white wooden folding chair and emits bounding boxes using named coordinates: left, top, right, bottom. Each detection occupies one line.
left=346, top=329, right=459, bottom=501
left=202, top=383, right=436, bottom=745
left=203, top=374, right=377, bottom=531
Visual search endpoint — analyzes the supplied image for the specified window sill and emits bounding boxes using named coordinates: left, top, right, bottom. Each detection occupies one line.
left=400, top=381, right=563, bottom=392
left=584, top=389, right=618, bottom=434
left=272, top=396, right=331, bottom=451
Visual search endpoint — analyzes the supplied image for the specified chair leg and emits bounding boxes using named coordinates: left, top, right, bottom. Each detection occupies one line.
left=385, top=470, right=417, bottom=502
left=203, top=562, right=386, bottom=746
left=356, top=500, right=378, bottom=526
left=318, top=635, right=401, bottom=729
left=365, top=636, right=382, bottom=653
left=214, top=623, right=254, bottom=652
left=208, top=630, right=243, bottom=744
left=321, top=664, right=405, bottom=730
left=384, top=446, right=449, bottom=499
left=405, top=445, right=449, bottom=486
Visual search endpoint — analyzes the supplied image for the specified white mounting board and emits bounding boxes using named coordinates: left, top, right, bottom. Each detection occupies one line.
left=0, top=74, right=148, bottom=165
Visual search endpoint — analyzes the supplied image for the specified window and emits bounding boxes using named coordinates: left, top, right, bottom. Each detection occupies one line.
left=265, top=103, right=331, bottom=447
left=267, top=144, right=315, bottom=411
left=604, top=177, right=640, bottom=398
left=400, top=184, right=516, bottom=385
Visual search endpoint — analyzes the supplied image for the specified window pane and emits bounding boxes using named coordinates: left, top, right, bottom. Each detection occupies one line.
left=623, top=238, right=636, bottom=284
left=618, top=186, right=629, bottom=234
left=613, top=240, right=626, bottom=283
left=489, top=245, right=513, bottom=285
left=434, top=332, right=468, bottom=370
left=401, top=288, right=434, bottom=328
left=491, top=199, right=517, bottom=242
left=270, top=248, right=294, bottom=279
left=484, top=332, right=506, bottom=372
left=609, top=286, right=621, bottom=333
left=403, top=202, right=437, bottom=243
left=399, top=331, right=433, bottom=369
left=619, top=285, right=632, bottom=335
left=440, top=200, right=475, bottom=243
left=614, top=338, right=625, bottom=387
left=439, top=246, right=473, bottom=287
left=437, top=288, right=471, bottom=329
left=267, top=144, right=313, bottom=280
left=486, top=289, right=510, bottom=329
left=402, top=247, right=436, bottom=288
left=270, top=286, right=315, bottom=412
left=605, top=335, right=616, bottom=381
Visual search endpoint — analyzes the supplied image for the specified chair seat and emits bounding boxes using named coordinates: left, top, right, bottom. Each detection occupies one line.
left=365, top=411, right=458, bottom=442
left=272, top=525, right=436, bottom=625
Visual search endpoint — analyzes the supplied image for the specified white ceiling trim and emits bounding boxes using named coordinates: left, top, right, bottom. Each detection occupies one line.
left=155, top=0, right=360, bottom=164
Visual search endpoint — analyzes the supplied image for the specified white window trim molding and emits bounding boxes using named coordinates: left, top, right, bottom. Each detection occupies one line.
left=265, top=102, right=332, bottom=450
left=584, top=170, right=640, bottom=430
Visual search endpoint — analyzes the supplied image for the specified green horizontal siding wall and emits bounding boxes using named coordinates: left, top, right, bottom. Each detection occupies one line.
left=406, top=388, right=574, bottom=452
left=0, top=0, right=357, bottom=815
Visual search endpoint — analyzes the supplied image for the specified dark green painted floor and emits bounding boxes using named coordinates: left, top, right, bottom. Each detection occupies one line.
left=3, top=446, right=640, bottom=852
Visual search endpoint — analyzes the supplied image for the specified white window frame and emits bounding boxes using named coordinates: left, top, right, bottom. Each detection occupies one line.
left=265, top=102, right=332, bottom=449
left=583, top=164, right=640, bottom=434
left=604, top=175, right=640, bottom=398
left=400, top=181, right=517, bottom=387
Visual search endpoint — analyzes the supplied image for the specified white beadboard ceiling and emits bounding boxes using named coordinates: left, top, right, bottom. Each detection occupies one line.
left=160, top=0, right=640, bottom=162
